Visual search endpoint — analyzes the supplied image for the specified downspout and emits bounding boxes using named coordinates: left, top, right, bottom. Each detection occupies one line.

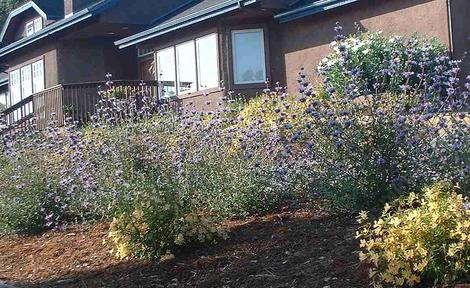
left=446, top=0, right=454, bottom=55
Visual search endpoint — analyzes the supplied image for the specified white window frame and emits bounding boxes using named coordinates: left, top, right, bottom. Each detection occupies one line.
left=9, top=59, right=46, bottom=109
left=25, top=17, right=43, bottom=37
left=32, top=60, right=45, bottom=93
left=33, top=18, right=43, bottom=32
left=175, top=40, right=198, bottom=95
left=9, top=70, right=21, bottom=120
left=196, top=33, right=219, bottom=91
left=156, top=47, right=177, bottom=99
left=25, top=21, right=35, bottom=37
left=231, top=28, right=267, bottom=85
left=155, top=33, right=219, bottom=98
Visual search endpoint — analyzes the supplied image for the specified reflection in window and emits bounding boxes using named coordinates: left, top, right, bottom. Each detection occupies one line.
left=156, top=47, right=176, bottom=98
left=0, top=91, right=8, bottom=111
left=232, top=29, right=266, bottom=84
left=196, top=34, right=219, bottom=90
left=176, top=41, right=197, bottom=95
left=155, top=33, right=219, bottom=98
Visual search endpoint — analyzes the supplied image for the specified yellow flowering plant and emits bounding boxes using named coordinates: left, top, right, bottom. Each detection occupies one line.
left=107, top=172, right=228, bottom=260
left=356, top=182, right=469, bottom=287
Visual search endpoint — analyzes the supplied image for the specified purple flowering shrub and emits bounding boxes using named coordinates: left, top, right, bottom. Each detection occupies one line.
left=318, top=26, right=452, bottom=98
left=278, top=24, right=470, bottom=210
left=0, top=127, right=72, bottom=234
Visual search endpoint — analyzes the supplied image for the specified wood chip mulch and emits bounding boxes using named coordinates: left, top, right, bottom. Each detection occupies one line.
left=0, top=203, right=466, bottom=288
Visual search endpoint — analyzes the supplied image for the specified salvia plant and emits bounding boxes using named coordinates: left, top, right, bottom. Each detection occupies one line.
left=0, top=24, right=468, bottom=263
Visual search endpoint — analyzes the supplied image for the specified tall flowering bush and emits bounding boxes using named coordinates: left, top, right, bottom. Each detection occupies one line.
left=318, top=29, right=451, bottom=97
left=357, top=182, right=470, bottom=287
left=296, top=24, right=469, bottom=210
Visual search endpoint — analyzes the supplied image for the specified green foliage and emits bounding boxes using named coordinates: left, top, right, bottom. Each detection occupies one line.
left=357, top=182, right=470, bottom=287
left=0, top=148, right=66, bottom=234
left=108, top=172, right=227, bottom=259
left=0, top=0, right=27, bottom=30
left=318, top=31, right=449, bottom=96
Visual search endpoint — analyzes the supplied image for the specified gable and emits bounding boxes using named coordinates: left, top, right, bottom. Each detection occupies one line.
left=0, top=1, right=64, bottom=45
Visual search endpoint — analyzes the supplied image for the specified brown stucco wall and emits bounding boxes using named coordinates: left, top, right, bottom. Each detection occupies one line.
left=449, top=0, right=470, bottom=80
left=279, top=0, right=452, bottom=94
left=57, top=39, right=137, bottom=84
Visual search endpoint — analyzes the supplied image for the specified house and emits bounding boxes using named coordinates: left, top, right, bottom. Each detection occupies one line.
left=116, top=0, right=470, bottom=109
left=0, top=0, right=189, bottom=129
left=1, top=0, right=469, bottom=130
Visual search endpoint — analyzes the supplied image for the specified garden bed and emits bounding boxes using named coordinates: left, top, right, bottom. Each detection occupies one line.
left=0, top=202, right=370, bottom=288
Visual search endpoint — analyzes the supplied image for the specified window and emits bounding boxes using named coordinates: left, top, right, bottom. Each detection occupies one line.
left=176, top=41, right=197, bottom=94
left=231, top=29, right=266, bottom=84
left=9, top=70, right=21, bottom=120
left=32, top=60, right=44, bottom=93
left=157, top=47, right=177, bottom=98
left=0, top=91, right=8, bottom=111
left=20, top=66, right=32, bottom=98
left=25, top=21, right=34, bottom=37
left=138, top=48, right=154, bottom=58
left=9, top=59, right=45, bottom=118
left=34, top=18, right=43, bottom=32
left=25, top=18, right=43, bottom=37
left=196, top=34, right=219, bottom=90
left=156, top=33, right=219, bottom=98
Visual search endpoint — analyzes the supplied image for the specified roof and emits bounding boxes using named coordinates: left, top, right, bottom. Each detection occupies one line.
left=0, top=0, right=119, bottom=58
left=33, top=0, right=65, bottom=19
left=275, top=0, right=359, bottom=23
left=115, top=0, right=258, bottom=49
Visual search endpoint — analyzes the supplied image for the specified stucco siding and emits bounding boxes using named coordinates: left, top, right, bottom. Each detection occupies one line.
left=279, top=0, right=451, bottom=94
left=449, top=0, right=470, bottom=80
left=57, top=39, right=137, bottom=84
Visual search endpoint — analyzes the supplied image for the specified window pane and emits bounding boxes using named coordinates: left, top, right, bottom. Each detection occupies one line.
left=21, top=65, right=32, bottom=97
left=196, top=34, right=218, bottom=90
left=9, top=70, right=21, bottom=121
left=232, top=29, right=266, bottom=84
left=0, top=92, right=7, bottom=110
left=25, top=21, right=34, bottom=36
left=21, top=65, right=33, bottom=115
left=33, top=18, right=43, bottom=33
left=157, top=47, right=176, bottom=98
left=176, top=41, right=197, bottom=95
left=32, top=60, right=44, bottom=93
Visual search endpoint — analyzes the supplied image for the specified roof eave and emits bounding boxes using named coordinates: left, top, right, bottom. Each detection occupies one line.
left=115, top=0, right=258, bottom=49
left=275, top=0, right=359, bottom=23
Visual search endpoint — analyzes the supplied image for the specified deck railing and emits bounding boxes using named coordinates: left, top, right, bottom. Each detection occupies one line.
left=1, top=80, right=161, bottom=133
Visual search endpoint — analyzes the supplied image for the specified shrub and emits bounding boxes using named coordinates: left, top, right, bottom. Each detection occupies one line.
left=0, top=131, right=69, bottom=234
left=295, top=24, right=469, bottom=210
left=356, top=182, right=470, bottom=287
left=108, top=172, right=227, bottom=259
left=318, top=27, right=451, bottom=98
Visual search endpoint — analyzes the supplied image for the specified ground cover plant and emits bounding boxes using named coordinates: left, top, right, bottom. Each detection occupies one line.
left=0, top=22, right=469, bottom=286
left=357, top=182, right=469, bottom=287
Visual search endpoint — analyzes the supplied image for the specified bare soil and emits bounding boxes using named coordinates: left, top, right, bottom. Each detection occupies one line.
left=0, top=202, right=465, bottom=288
